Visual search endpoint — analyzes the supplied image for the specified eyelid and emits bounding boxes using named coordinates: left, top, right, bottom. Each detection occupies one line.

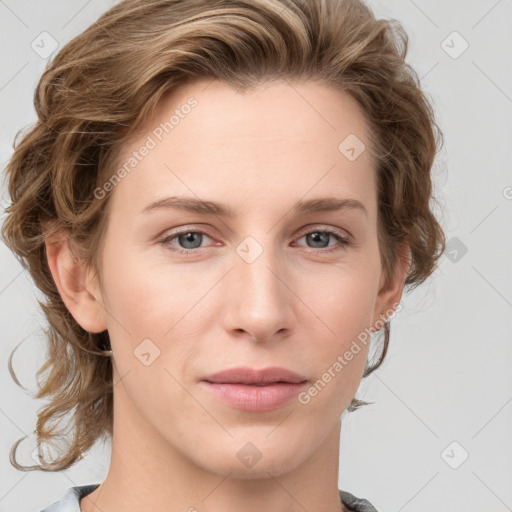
left=159, top=227, right=216, bottom=246
left=295, top=223, right=352, bottom=240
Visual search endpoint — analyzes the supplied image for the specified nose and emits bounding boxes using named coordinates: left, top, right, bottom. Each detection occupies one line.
left=223, top=239, right=293, bottom=343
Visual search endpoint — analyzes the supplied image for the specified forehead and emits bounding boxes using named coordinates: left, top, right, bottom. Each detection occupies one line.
left=138, top=78, right=373, bottom=150
left=108, top=78, right=377, bottom=218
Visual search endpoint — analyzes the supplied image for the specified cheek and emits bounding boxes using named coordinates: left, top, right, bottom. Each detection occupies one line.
left=298, top=265, right=379, bottom=390
left=99, top=248, right=199, bottom=420
left=305, top=263, right=380, bottom=331
left=297, top=278, right=376, bottom=411
left=100, top=244, right=190, bottom=333
left=98, top=243, right=214, bottom=384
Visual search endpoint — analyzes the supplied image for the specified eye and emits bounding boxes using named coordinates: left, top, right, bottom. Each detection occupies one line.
left=159, top=229, right=216, bottom=255
left=294, top=228, right=351, bottom=254
left=159, top=226, right=352, bottom=256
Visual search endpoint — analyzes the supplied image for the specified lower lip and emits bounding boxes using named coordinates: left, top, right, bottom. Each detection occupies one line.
left=201, top=381, right=307, bottom=411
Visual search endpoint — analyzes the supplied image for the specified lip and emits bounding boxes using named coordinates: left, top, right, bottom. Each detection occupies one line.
left=200, top=366, right=308, bottom=412
left=202, top=366, right=307, bottom=385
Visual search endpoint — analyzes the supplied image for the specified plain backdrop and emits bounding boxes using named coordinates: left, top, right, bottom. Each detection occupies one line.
left=1, top=1, right=511, bottom=511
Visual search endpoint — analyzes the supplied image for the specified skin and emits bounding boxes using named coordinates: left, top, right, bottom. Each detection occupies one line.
left=46, top=78, right=409, bottom=512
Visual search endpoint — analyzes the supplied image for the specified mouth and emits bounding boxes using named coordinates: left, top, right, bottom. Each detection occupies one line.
left=200, top=366, right=308, bottom=411
left=201, top=366, right=308, bottom=385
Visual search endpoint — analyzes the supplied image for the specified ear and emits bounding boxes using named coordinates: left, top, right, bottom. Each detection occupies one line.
left=371, top=242, right=410, bottom=331
left=45, top=229, right=108, bottom=333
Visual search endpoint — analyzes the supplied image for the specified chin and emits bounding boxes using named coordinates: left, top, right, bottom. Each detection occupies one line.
left=197, top=440, right=309, bottom=480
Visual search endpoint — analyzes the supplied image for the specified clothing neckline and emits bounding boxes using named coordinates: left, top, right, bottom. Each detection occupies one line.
left=65, top=483, right=378, bottom=512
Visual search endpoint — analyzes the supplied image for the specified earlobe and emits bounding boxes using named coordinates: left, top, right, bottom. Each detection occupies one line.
left=45, top=230, right=108, bottom=333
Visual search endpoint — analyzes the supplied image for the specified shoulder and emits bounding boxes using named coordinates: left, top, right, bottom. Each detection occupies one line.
left=39, top=484, right=100, bottom=512
left=339, top=489, right=380, bottom=512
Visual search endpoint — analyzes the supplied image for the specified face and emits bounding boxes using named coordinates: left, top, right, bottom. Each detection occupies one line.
left=90, top=79, right=394, bottom=478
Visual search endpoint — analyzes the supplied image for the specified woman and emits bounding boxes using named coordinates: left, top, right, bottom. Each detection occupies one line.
left=2, top=0, right=445, bottom=511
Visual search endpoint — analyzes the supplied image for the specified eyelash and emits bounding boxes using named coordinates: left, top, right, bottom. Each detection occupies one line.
left=159, top=227, right=352, bottom=256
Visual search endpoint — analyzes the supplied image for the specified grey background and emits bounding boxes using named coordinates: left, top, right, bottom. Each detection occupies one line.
left=1, top=1, right=511, bottom=511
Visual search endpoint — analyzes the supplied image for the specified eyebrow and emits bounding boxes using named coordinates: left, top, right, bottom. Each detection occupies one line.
left=140, top=196, right=368, bottom=219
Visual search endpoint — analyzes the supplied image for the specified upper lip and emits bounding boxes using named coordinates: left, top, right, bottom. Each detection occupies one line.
left=202, top=366, right=308, bottom=384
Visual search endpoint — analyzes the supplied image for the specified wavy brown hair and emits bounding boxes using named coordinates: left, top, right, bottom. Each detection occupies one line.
left=1, top=0, right=445, bottom=472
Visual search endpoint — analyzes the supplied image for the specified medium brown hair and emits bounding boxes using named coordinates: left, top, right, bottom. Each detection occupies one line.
left=2, top=0, right=445, bottom=471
